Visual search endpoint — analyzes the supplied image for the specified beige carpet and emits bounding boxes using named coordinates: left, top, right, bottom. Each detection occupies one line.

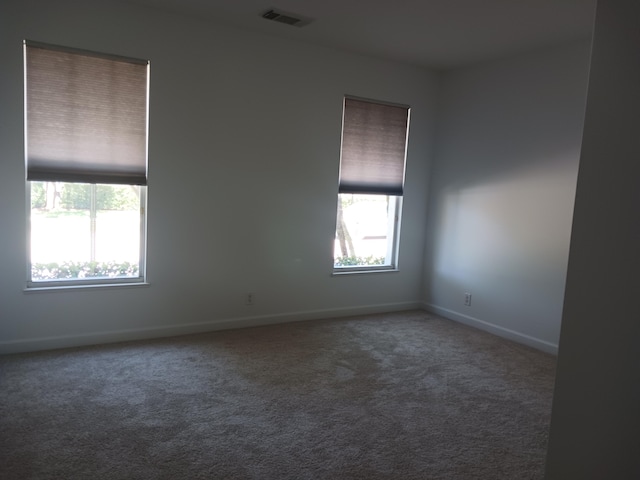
left=0, top=310, right=555, bottom=479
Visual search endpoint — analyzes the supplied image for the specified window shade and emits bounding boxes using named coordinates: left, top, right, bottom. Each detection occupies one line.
left=338, top=97, right=409, bottom=196
left=25, top=42, right=149, bottom=185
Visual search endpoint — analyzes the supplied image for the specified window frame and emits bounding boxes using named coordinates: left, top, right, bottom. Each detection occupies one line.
left=23, top=41, right=149, bottom=290
left=333, top=194, right=402, bottom=274
left=25, top=181, right=148, bottom=289
left=333, top=95, right=410, bottom=274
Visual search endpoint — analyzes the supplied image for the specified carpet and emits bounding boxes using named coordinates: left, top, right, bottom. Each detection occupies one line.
left=0, top=310, right=556, bottom=479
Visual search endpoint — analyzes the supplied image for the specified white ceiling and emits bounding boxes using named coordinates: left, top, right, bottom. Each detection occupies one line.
left=123, top=0, right=597, bottom=69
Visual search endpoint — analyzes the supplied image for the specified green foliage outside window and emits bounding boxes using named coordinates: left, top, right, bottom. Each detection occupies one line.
left=334, top=255, right=385, bottom=267
left=32, top=261, right=138, bottom=280
left=31, top=182, right=139, bottom=211
left=31, top=182, right=46, bottom=209
left=60, top=184, right=138, bottom=210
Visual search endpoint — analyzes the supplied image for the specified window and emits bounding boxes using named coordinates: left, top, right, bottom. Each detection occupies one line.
left=24, top=41, right=149, bottom=288
left=334, top=97, right=410, bottom=272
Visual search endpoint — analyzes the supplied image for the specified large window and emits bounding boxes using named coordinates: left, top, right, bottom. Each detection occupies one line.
left=24, top=41, right=149, bottom=288
left=334, top=97, right=410, bottom=272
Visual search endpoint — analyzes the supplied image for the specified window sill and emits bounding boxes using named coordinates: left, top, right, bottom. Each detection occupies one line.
left=332, top=268, right=399, bottom=276
left=24, top=281, right=150, bottom=293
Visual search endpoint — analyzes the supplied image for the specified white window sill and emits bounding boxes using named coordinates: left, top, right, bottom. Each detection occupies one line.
left=24, top=281, right=150, bottom=293
left=332, top=268, right=399, bottom=276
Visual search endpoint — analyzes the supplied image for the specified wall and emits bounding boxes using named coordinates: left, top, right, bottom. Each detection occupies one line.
left=0, top=0, right=437, bottom=353
left=422, top=41, right=592, bottom=353
left=546, top=0, right=640, bottom=476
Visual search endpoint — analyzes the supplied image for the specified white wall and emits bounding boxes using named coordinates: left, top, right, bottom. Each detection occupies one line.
left=422, top=41, right=592, bottom=353
left=547, top=0, right=640, bottom=476
left=0, top=0, right=437, bottom=353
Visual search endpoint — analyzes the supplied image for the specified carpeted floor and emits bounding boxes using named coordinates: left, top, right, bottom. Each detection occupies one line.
left=0, top=310, right=556, bottom=479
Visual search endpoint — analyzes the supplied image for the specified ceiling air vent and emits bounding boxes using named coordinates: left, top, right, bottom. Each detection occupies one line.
left=261, top=9, right=313, bottom=28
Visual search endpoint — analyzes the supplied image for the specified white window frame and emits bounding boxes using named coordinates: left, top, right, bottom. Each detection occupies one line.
left=23, top=41, right=149, bottom=290
left=26, top=182, right=148, bottom=289
left=333, top=95, right=410, bottom=274
left=333, top=194, right=402, bottom=274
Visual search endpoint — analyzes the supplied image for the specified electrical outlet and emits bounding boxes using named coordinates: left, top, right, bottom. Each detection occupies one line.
left=464, top=292, right=472, bottom=306
left=246, top=293, right=255, bottom=306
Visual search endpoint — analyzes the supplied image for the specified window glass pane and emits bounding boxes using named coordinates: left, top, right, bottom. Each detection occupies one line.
left=95, top=185, right=141, bottom=264
left=30, top=182, right=142, bottom=282
left=334, top=193, right=397, bottom=268
left=31, top=182, right=91, bottom=265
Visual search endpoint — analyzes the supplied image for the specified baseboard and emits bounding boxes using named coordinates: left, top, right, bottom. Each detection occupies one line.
left=0, top=301, right=422, bottom=354
left=422, top=302, right=558, bottom=355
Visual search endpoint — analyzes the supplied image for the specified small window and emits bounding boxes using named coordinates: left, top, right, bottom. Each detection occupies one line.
left=24, top=41, right=149, bottom=288
left=334, top=97, right=410, bottom=272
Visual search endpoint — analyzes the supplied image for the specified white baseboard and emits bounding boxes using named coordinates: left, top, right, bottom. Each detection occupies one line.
left=0, top=301, right=422, bottom=354
left=422, top=302, right=558, bottom=355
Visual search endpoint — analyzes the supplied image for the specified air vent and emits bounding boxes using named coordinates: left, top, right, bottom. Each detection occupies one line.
left=261, top=9, right=313, bottom=27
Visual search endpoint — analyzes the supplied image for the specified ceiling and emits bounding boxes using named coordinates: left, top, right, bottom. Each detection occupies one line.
left=122, top=0, right=597, bottom=69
